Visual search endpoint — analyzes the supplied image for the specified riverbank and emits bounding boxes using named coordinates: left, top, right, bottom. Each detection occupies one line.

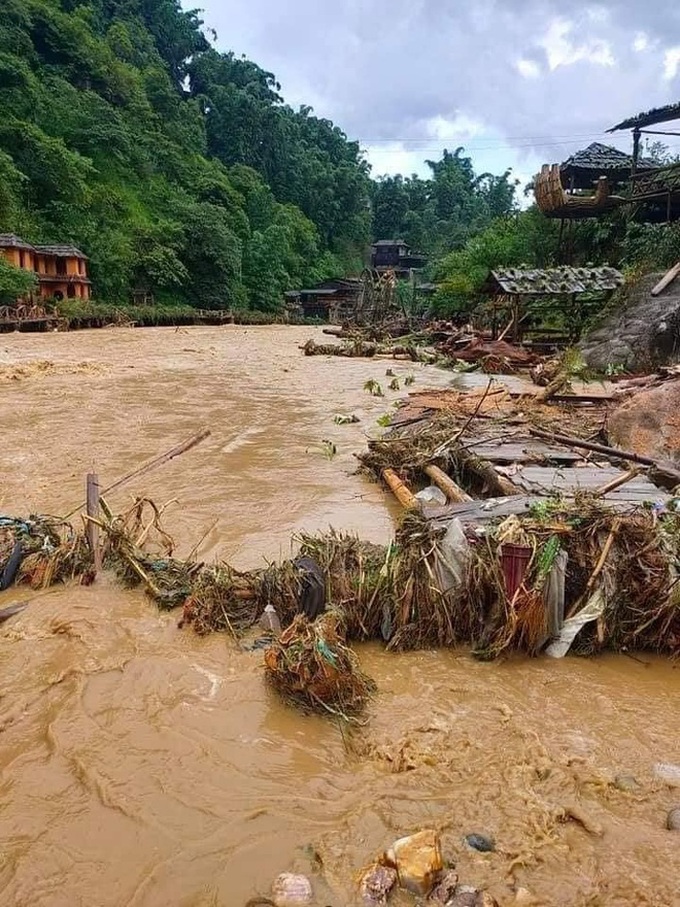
left=0, top=300, right=314, bottom=333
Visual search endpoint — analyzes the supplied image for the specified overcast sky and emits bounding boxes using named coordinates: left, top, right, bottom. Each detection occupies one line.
left=193, top=0, right=680, bottom=186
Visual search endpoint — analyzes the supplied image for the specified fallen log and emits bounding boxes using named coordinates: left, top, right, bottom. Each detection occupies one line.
left=424, top=465, right=473, bottom=503
left=381, top=468, right=418, bottom=509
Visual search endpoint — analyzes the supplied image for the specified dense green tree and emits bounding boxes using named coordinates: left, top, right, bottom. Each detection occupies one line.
left=0, top=0, right=370, bottom=310
left=370, top=149, right=519, bottom=261
left=0, top=258, right=38, bottom=305
left=433, top=208, right=559, bottom=313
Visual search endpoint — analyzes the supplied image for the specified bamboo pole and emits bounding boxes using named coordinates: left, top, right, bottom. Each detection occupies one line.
left=381, top=468, right=418, bottom=509
left=528, top=428, right=656, bottom=465
left=64, top=428, right=211, bottom=519
left=424, top=464, right=473, bottom=503
left=593, top=466, right=642, bottom=499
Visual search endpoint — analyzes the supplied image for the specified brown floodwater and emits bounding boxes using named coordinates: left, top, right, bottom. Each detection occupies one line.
left=1, top=326, right=680, bottom=907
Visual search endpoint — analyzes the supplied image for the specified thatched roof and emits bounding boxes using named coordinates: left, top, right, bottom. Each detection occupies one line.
left=486, top=266, right=624, bottom=296
left=608, top=101, right=680, bottom=133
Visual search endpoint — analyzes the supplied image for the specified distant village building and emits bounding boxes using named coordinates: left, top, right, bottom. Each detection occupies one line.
left=370, top=240, right=427, bottom=279
left=284, top=278, right=362, bottom=321
left=0, top=233, right=91, bottom=301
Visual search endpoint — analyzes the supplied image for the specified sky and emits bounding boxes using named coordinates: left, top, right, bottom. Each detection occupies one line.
left=191, top=0, right=680, bottom=188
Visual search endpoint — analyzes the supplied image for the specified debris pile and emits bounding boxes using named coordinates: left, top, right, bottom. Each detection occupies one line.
left=263, top=612, right=376, bottom=718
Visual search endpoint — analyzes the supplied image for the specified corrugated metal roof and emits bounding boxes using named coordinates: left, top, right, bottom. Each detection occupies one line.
left=488, top=266, right=624, bottom=295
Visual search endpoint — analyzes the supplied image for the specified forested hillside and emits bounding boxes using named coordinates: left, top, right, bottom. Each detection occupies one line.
left=0, top=0, right=537, bottom=314
left=0, top=0, right=371, bottom=309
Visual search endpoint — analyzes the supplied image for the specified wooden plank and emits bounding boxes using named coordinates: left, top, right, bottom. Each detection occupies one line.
left=467, top=441, right=582, bottom=464
left=86, top=473, right=102, bottom=576
left=651, top=261, right=680, bottom=296
left=506, top=466, right=668, bottom=501
left=426, top=493, right=669, bottom=527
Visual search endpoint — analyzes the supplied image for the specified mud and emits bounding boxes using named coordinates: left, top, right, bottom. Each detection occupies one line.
left=1, top=326, right=680, bottom=906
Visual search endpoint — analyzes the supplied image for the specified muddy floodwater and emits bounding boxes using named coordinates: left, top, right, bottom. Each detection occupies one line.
left=1, top=326, right=680, bottom=907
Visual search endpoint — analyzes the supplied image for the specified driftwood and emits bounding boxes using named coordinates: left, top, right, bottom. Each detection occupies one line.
left=454, top=449, right=520, bottom=497
left=424, top=464, right=473, bottom=503
left=651, top=261, right=680, bottom=297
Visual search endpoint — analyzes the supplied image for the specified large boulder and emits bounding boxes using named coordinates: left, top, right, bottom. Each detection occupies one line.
left=580, top=273, right=680, bottom=372
left=608, top=378, right=680, bottom=464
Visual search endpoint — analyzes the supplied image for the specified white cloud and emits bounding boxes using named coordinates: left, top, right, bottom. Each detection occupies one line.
left=425, top=113, right=484, bottom=142
left=196, top=0, right=680, bottom=178
left=517, top=58, right=540, bottom=79
left=663, top=46, right=680, bottom=80
left=633, top=32, right=649, bottom=52
left=539, top=18, right=615, bottom=70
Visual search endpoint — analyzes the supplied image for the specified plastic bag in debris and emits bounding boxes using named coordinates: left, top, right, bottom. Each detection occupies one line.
left=415, top=485, right=447, bottom=506
left=545, top=588, right=605, bottom=658
left=434, top=518, right=470, bottom=596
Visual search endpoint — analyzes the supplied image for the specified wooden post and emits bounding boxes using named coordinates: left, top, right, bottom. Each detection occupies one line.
left=86, top=473, right=102, bottom=576
left=632, top=128, right=641, bottom=177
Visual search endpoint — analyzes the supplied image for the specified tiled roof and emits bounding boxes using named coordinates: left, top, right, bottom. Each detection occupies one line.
left=0, top=234, right=88, bottom=258
left=561, top=142, right=654, bottom=174
left=35, top=243, right=87, bottom=259
left=488, top=266, right=624, bottom=295
left=0, top=233, right=34, bottom=250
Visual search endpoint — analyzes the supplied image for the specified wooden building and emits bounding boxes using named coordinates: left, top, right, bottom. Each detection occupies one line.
left=370, top=240, right=427, bottom=279
left=607, top=102, right=680, bottom=222
left=284, top=278, right=362, bottom=321
left=482, top=266, right=624, bottom=342
left=0, top=234, right=92, bottom=301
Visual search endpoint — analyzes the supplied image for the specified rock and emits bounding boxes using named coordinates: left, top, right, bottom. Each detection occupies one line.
left=608, top=379, right=680, bottom=465
left=428, top=869, right=459, bottom=903
left=446, top=886, right=479, bottom=907
left=613, top=774, right=640, bottom=793
left=513, top=888, right=539, bottom=905
left=580, top=272, right=680, bottom=372
left=666, top=807, right=680, bottom=830
left=446, top=886, right=499, bottom=907
left=271, top=873, right=313, bottom=906
left=654, top=762, right=680, bottom=786
left=463, top=833, right=496, bottom=853
left=385, top=829, right=444, bottom=896
left=358, top=863, right=398, bottom=905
